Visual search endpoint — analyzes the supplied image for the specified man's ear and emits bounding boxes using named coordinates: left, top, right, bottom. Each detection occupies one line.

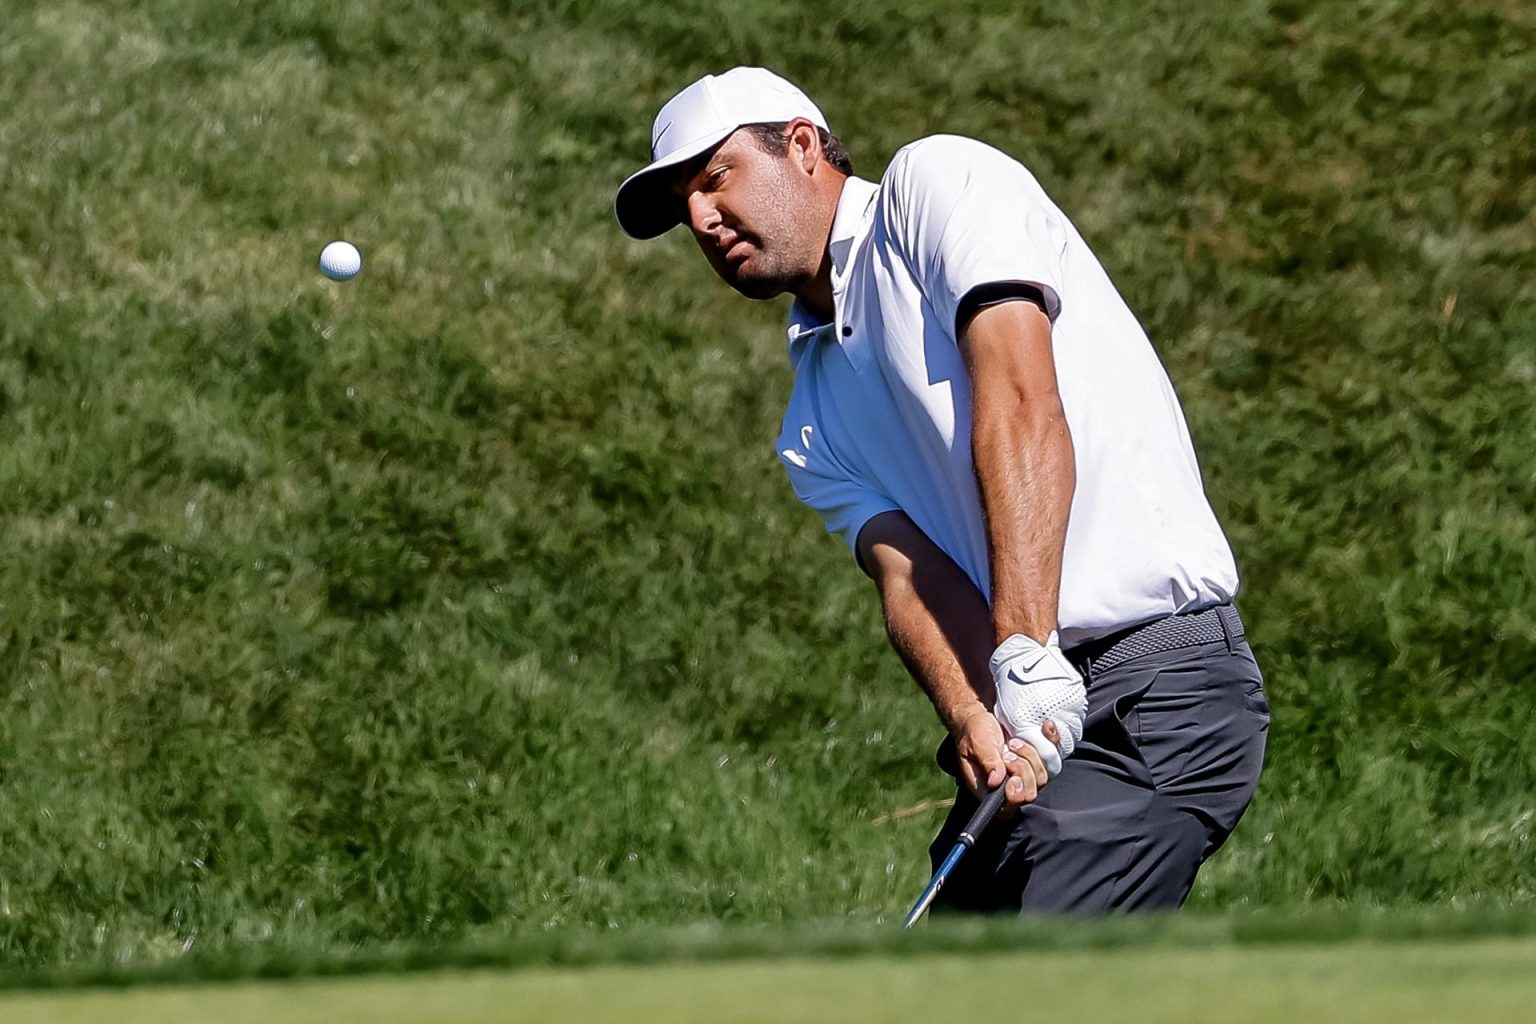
left=786, top=119, right=821, bottom=173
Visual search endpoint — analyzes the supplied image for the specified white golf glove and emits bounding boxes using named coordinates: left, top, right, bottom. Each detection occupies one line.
left=990, top=630, right=1087, bottom=778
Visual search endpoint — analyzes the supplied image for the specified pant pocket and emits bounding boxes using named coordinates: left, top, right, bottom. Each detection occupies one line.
left=1242, top=679, right=1271, bottom=721
left=1075, top=668, right=1159, bottom=788
left=1121, top=664, right=1210, bottom=791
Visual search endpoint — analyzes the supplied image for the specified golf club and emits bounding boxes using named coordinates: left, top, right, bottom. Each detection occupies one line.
left=900, top=783, right=1008, bottom=929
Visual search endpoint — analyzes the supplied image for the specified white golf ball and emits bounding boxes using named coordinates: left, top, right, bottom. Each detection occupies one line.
left=319, top=240, right=363, bottom=281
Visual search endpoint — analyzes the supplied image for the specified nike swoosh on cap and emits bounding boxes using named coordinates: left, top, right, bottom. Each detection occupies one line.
left=651, top=121, right=673, bottom=156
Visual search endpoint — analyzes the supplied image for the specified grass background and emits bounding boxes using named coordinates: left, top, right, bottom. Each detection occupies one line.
left=1, top=0, right=1534, bottom=975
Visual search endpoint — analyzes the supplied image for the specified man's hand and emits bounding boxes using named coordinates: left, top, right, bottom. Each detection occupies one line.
left=990, top=631, right=1087, bottom=777
left=953, top=707, right=1054, bottom=817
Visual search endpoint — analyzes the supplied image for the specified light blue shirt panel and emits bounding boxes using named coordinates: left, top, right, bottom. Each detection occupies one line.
left=778, top=210, right=996, bottom=595
left=777, top=325, right=901, bottom=558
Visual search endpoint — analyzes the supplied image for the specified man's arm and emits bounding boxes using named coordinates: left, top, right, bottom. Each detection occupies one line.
left=958, top=299, right=1076, bottom=646
left=857, top=510, right=1051, bottom=810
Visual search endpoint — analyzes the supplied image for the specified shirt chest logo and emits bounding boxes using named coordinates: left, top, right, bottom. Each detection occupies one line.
left=781, top=425, right=815, bottom=468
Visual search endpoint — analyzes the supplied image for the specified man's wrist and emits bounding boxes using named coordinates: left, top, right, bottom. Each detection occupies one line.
left=993, top=622, right=1058, bottom=648
left=943, top=700, right=992, bottom=737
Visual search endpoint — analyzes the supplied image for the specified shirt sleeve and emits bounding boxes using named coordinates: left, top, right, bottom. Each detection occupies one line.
left=885, top=135, right=1067, bottom=333
left=777, top=421, right=900, bottom=561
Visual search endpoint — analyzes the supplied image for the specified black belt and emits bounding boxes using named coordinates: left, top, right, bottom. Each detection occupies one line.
left=1069, top=604, right=1244, bottom=679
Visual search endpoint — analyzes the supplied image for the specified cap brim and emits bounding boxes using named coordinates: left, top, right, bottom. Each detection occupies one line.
left=614, top=128, right=732, bottom=240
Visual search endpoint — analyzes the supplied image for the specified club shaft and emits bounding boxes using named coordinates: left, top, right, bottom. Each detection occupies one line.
left=900, top=785, right=1008, bottom=929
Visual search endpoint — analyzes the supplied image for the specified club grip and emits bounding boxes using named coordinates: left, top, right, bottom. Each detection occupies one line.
left=957, top=784, right=1008, bottom=848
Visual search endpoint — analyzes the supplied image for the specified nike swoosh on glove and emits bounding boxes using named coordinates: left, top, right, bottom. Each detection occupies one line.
left=989, top=630, right=1088, bottom=777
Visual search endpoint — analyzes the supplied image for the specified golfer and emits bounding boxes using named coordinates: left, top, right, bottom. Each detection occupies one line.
left=614, top=67, right=1269, bottom=913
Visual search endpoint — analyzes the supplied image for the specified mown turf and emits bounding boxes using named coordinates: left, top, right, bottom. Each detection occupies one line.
left=7, top=904, right=1536, bottom=993
left=1, top=0, right=1534, bottom=974
left=7, top=938, right=1536, bottom=1023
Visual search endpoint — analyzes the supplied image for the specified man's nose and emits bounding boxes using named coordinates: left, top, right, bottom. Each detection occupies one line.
left=687, top=191, right=721, bottom=234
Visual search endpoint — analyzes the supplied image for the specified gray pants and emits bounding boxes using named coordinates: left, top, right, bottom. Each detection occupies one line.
left=930, top=604, right=1269, bottom=914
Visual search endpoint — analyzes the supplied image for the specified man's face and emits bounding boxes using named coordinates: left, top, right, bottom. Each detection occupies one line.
left=671, top=128, right=817, bottom=300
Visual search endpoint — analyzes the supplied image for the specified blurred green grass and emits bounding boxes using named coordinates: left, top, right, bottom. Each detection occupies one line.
left=7, top=927, right=1536, bottom=1024
left=9, top=904, right=1536, bottom=992
left=1, top=0, right=1533, bottom=973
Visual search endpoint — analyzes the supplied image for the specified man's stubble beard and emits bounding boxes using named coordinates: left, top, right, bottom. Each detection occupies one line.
left=728, top=248, right=796, bottom=299
left=728, top=176, right=816, bottom=301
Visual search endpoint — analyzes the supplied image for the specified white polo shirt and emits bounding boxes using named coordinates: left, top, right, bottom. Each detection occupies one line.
left=776, top=134, right=1238, bottom=647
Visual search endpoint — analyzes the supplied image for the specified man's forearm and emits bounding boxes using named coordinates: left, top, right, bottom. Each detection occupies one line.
left=859, top=513, right=997, bottom=733
left=971, top=401, right=1075, bottom=644
left=859, top=509, right=1058, bottom=804
left=961, top=302, right=1076, bottom=645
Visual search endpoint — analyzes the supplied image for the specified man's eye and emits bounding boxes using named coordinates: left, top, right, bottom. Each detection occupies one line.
left=707, top=169, right=726, bottom=188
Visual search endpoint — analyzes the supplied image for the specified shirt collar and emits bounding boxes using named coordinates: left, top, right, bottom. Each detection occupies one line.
left=786, top=175, right=880, bottom=363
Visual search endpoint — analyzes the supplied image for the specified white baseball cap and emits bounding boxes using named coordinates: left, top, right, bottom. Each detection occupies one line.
left=614, top=67, right=829, bottom=240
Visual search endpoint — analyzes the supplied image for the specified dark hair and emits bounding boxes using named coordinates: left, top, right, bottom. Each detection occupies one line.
left=739, top=121, right=854, bottom=175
